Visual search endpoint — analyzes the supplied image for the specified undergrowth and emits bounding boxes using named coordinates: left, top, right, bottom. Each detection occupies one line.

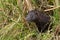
left=0, top=0, right=60, bottom=40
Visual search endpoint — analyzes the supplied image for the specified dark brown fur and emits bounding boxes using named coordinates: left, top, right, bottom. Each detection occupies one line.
left=26, top=9, right=51, bottom=32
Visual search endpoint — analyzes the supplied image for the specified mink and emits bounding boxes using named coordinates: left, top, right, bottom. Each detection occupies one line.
left=25, top=9, right=51, bottom=32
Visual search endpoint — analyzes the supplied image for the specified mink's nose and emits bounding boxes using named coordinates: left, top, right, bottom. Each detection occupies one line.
left=25, top=16, right=30, bottom=22
left=25, top=17, right=28, bottom=21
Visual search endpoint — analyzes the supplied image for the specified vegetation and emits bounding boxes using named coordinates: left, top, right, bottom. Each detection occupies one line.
left=0, top=0, right=60, bottom=40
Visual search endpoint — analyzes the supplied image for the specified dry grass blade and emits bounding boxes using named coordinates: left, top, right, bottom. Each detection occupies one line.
left=44, top=6, right=60, bottom=11
left=24, top=0, right=33, bottom=11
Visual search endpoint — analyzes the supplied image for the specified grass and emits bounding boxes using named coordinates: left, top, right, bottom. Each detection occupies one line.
left=0, top=0, right=60, bottom=40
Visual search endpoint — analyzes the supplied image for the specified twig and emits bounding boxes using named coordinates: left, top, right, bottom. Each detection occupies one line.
left=44, top=6, right=60, bottom=11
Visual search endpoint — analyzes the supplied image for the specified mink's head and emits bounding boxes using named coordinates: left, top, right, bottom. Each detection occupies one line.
left=26, top=10, right=38, bottom=22
left=26, top=10, right=50, bottom=23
